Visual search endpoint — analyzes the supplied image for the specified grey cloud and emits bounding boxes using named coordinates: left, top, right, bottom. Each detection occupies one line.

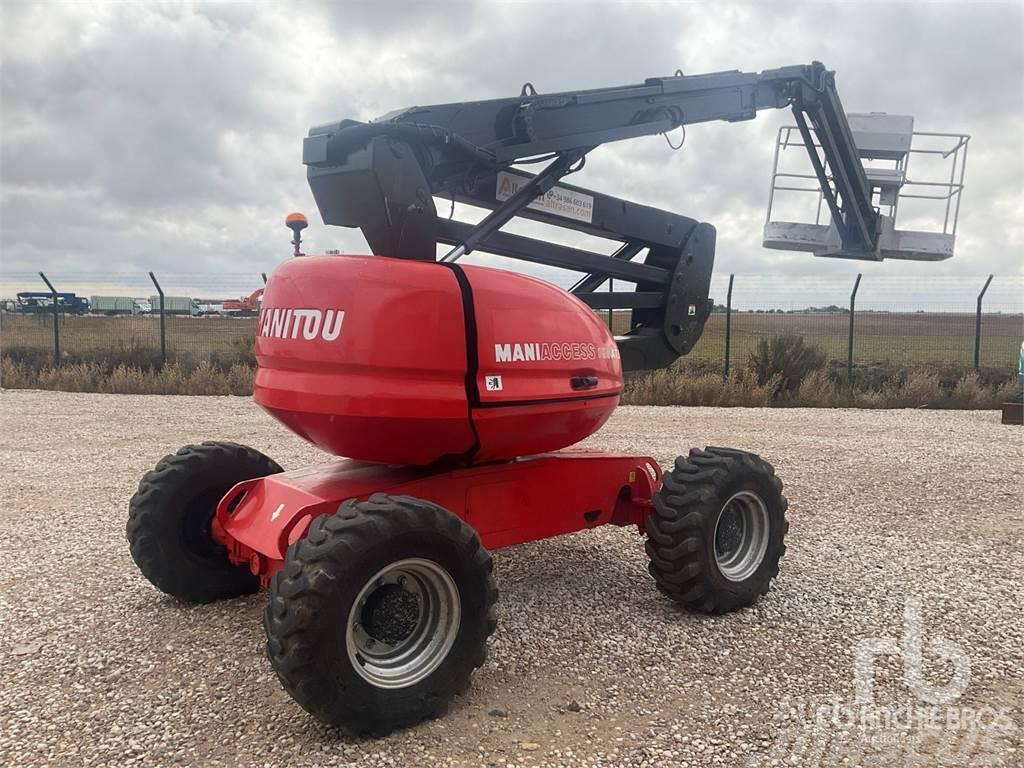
left=1, top=0, right=1021, bottom=297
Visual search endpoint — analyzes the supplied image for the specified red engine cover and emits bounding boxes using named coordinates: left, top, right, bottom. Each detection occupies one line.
left=254, top=255, right=622, bottom=465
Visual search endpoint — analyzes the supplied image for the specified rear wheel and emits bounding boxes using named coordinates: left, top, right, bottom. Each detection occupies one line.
left=264, top=494, right=497, bottom=735
left=127, top=441, right=282, bottom=603
left=646, top=447, right=788, bottom=613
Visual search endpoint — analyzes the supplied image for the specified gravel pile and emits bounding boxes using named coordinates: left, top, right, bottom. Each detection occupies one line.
left=1, top=391, right=1021, bottom=767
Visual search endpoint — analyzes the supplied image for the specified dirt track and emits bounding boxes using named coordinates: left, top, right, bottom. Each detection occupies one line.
left=1, top=391, right=1021, bottom=767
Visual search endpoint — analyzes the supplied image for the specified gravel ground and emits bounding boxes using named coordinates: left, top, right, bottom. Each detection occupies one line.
left=1, top=390, right=1021, bottom=768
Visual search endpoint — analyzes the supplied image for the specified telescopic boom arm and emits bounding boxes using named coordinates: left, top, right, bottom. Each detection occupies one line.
left=302, top=62, right=879, bottom=370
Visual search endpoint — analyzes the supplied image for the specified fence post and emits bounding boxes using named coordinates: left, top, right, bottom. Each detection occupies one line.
left=149, top=271, right=166, bottom=366
left=847, top=273, right=862, bottom=384
left=38, top=271, right=60, bottom=366
left=723, top=273, right=734, bottom=379
left=607, top=277, right=614, bottom=330
left=261, top=272, right=268, bottom=285
left=974, top=274, right=993, bottom=371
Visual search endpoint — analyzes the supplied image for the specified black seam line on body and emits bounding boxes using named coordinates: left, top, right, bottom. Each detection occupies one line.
left=436, top=261, right=482, bottom=463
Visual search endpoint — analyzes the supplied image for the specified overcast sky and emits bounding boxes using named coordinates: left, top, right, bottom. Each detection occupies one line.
left=1, top=0, right=1021, bottom=306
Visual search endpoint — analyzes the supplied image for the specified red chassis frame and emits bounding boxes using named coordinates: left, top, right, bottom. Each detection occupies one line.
left=212, top=450, right=662, bottom=585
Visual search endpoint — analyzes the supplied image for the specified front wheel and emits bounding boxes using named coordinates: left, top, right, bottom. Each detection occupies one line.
left=646, top=447, right=788, bottom=613
left=264, top=494, right=498, bottom=735
left=127, top=441, right=283, bottom=603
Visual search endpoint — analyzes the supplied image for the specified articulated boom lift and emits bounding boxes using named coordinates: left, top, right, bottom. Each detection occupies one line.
left=303, top=61, right=964, bottom=369
left=127, top=63, right=968, bottom=736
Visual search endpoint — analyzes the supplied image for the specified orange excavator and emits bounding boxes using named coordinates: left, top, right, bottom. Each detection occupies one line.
left=222, top=288, right=264, bottom=316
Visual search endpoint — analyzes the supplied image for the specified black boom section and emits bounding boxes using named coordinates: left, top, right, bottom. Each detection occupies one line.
left=303, top=62, right=877, bottom=370
left=434, top=220, right=671, bottom=286
left=447, top=169, right=699, bottom=249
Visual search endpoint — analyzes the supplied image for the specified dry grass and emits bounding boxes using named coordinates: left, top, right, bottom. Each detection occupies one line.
left=621, top=363, right=1017, bottom=409
left=2, top=356, right=1017, bottom=408
left=622, top=368, right=779, bottom=407
left=1, top=358, right=255, bottom=396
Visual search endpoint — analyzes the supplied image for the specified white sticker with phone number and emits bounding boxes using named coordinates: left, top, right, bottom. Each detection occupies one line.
left=496, top=171, right=594, bottom=223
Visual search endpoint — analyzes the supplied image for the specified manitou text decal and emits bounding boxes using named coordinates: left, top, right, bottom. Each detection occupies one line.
left=494, top=342, right=619, bottom=363
left=258, top=308, right=344, bottom=341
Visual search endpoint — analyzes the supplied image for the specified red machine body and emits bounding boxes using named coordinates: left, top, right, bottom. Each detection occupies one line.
left=253, top=255, right=623, bottom=466
left=213, top=450, right=661, bottom=585
left=214, top=252, right=652, bottom=579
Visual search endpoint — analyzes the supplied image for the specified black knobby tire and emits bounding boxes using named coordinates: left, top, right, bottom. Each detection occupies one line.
left=264, top=493, right=498, bottom=736
left=646, top=447, right=788, bottom=613
left=127, top=441, right=282, bottom=603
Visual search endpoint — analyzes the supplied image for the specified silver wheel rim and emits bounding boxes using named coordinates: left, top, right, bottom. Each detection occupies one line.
left=713, top=491, right=770, bottom=582
left=345, top=558, right=461, bottom=689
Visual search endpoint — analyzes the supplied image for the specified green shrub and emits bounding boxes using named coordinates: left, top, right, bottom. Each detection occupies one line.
left=749, top=335, right=827, bottom=395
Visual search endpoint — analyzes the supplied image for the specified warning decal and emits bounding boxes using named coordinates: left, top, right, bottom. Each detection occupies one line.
left=495, top=171, right=594, bottom=224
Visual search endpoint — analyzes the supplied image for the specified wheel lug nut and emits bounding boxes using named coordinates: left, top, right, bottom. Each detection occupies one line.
left=397, top=576, right=406, bottom=587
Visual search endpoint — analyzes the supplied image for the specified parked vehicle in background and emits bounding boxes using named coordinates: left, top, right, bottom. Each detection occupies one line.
left=90, top=296, right=140, bottom=315
left=196, top=302, right=224, bottom=315
left=148, top=295, right=200, bottom=315
left=16, top=291, right=89, bottom=314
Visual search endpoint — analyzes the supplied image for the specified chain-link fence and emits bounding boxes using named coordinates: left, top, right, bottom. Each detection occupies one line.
left=2, top=270, right=1021, bottom=373
left=604, top=274, right=1021, bottom=372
